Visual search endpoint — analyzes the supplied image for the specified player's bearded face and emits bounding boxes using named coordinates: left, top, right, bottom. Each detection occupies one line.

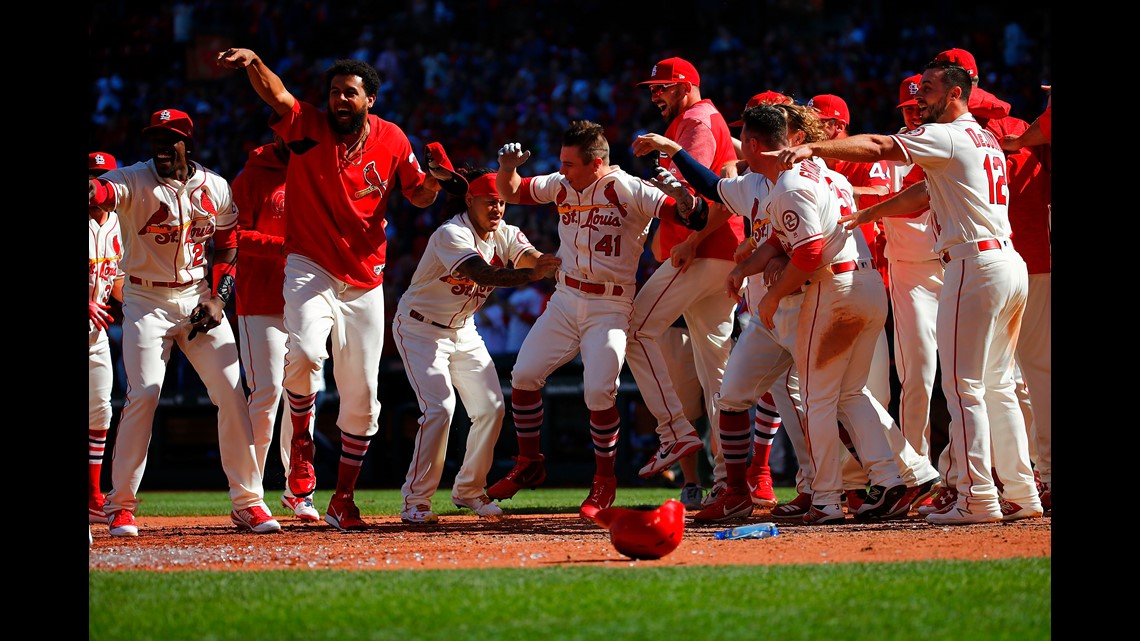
left=327, top=75, right=371, bottom=136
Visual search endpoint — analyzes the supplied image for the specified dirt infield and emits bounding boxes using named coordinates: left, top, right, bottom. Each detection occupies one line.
left=89, top=512, right=1050, bottom=571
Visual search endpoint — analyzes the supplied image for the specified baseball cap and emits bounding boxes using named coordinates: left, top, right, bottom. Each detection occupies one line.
left=728, top=90, right=794, bottom=127
left=467, top=173, right=499, bottom=199
left=637, top=57, right=700, bottom=87
left=89, top=151, right=117, bottom=175
left=807, top=94, right=850, bottom=125
left=934, top=48, right=978, bottom=78
left=142, top=108, right=194, bottom=141
left=897, top=74, right=922, bottom=108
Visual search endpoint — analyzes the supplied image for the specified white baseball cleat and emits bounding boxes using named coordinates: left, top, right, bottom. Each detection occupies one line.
left=281, top=494, right=321, bottom=522
left=638, top=433, right=703, bottom=479
left=452, top=494, right=505, bottom=521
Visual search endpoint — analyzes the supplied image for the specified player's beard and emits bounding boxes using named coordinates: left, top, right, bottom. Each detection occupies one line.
left=329, top=109, right=366, bottom=137
left=920, top=94, right=949, bottom=124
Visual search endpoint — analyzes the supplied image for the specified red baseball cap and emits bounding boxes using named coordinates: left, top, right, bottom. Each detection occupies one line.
left=142, top=108, right=194, bottom=141
left=808, top=94, right=850, bottom=125
left=637, top=57, right=700, bottom=87
left=897, top=74, right=922, bottom=108
left=934, top=48, right=978, bottom=78
left=89, top=151, right=117, bottom=175
left=728, top=90, right=794, bottom=127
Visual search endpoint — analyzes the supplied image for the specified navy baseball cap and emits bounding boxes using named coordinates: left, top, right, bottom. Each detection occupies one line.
left=142, top=109, right=194, bottom=141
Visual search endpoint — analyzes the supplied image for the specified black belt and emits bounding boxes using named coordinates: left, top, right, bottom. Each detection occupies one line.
left=410, top=309, right=453, bottom=329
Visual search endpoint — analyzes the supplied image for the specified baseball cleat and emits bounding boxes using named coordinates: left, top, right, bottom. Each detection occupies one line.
left=108, top=509, right=139, bottom=537
left=231, top=505, right=282, bottom=533
left=486, top=454, right=547, bottom=500
left=746, top=467, right=778, bottom=508
left=579, top=475, right=617, bottom=522
left=701, top=480, right=728, bottom=508
left=802, top=503, right=845, bottom=525
left=452, top=494, right=504, bottom=521
left=925, top=504, right=1002, bottom=525
left=679, top=484, right=704, bottom=510
left=638, top=433, right=703, bottom=479
left=89, top=493, right=109, bottom=524
left=693, top=485, right=753, bottom=523
left=281, top=494, right=320, bottom=522
left=999, top=498, right=1043, bottom=521
left=771, top=492, right=813, bottom=519
left=919, top=487, right=958, bottom=515
left=400, top=504, right=440, bottom=524
left=854, top=483, right=908, bottom=521
left=287, top=436, right=317, bottom=498
left=325, top=494, right=367, bottom=531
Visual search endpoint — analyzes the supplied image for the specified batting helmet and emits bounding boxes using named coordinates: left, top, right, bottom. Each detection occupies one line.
left=594, top=498, right=685, bottom=560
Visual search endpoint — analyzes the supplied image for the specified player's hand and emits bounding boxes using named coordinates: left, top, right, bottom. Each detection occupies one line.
left=216, top=48, right=257, bottom=68
left=187, top=298, right=226, bottom=340
left=632, top=133, right=681, bottom=158
left=497, top=143, right=531, bottom=170
left=530, top=254, right=562, bottom=281
left=89, top=300, right=113, bottom=331
left=756, top=292, right=779, bottom=330
left=764, top=255, right=788, bottom=287
left=725, top=267, right=746, bottom=304
left=775, top=145, right=813, bottom=170
left=838, top=207, right=879, bottom=231
left=670, top=235, right=698, bottom=273
left=424, top=142, right=469, bottom=195
left=999, top=134, right=1024, bottom=152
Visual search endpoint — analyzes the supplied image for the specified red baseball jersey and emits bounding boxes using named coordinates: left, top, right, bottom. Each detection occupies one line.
left=232, top=143, right=288, bottom=316
left=656, top=98, right=745, bottom=259
left=271, top=100, right=427, bottom=289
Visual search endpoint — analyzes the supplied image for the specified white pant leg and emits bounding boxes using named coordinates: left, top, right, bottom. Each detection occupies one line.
left=1015, top=273, right=1050, bottom=484
left=867, top=329, right=891, bottom=408
left=238, top=314, right=288, bottom=476
left=449, top=326, right=506, bottom=499
left=396, top=314, right=460, bottom=508
left=939, top=249, right=1032, bottom=511
left=90, top=329, right=113, bottom=429
left=511, top=289, right=589, bottom=393
left=282, top=255, right=336, bottom=398
left=107, top=284, right=188, bottom=514
left=888, top=259, right=944, bottom=459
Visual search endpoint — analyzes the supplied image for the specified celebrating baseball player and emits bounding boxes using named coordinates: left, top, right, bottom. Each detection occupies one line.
left=638, top=103, right=925, bottom=524
left=231, top=133, right=322, bottom=522
left=626, top=57, right=746, bottom=508
left=779, top=59, right=1042, bottom=524
left=486, top=120, right=709, bottom=521
left=218, top=48, right=446, bottom=530
left=89, top=109, right=281, bottom=536
left=89, top=151, right=123, bottom=527
left=395, top=163, right=561, bottom=524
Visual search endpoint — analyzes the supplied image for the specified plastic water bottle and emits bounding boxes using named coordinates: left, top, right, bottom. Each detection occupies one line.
left=713, top=522, right=779, bottom=540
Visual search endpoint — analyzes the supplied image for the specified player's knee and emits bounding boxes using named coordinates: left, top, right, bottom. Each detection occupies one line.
left=583, top=387, right=618, bottom=411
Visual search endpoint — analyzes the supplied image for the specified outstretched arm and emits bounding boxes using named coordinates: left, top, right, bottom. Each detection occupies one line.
left=217, top=48, right=296, bottom=117
left=456, top=251, right=561, bottom=288
left=496, top=143, right=531, bottom=204
left=777, top=134, right=905, bottom=168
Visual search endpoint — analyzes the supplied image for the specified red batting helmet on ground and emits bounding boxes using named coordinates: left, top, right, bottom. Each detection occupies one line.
left=594, top=498, right=685, bottom=560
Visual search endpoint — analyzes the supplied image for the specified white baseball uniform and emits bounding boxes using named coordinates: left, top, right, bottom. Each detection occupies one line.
left=395, top=212, right=535, bottom=510
left=511, top=166, right=663, bottom=410
left=89, top=212, right=123, bottom=431
left=100, top=159, right=268, bottom=514
left=893, top=113, right=1038, bottom=513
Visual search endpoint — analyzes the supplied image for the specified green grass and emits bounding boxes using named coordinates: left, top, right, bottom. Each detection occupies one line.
left=90, top=490, right=1051, bottom=641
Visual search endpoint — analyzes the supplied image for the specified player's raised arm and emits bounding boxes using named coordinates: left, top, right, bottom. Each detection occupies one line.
left=495, top=143, right=530, bottom=203
left=217, top=48, right=295, bottom=117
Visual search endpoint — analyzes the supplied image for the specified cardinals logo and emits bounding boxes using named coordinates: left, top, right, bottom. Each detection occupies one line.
left=354, top=161, right=388, bottom=199
left=602, top=180, right=630, bottom=218
left=139, top=203, right=185, bottom=244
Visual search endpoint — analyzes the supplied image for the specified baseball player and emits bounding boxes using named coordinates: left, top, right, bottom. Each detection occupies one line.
left=485, top=120, right=709, bottom=521
left=231, top=133, right=321, bottom=522
left=395, top=165, right=561, bottom=524
left=880, top=74, right=944, bottom=479
left=219, top=48, right=447, bottom=530
left=783, top=59, right=1042, bottom=524
left=88, top=109, right=281, bottom=536
left=626, top=57, right=746, bottom=505
left=638, top=104, right=920, bottom=524
left=89, top=151, right=123, bottom=526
